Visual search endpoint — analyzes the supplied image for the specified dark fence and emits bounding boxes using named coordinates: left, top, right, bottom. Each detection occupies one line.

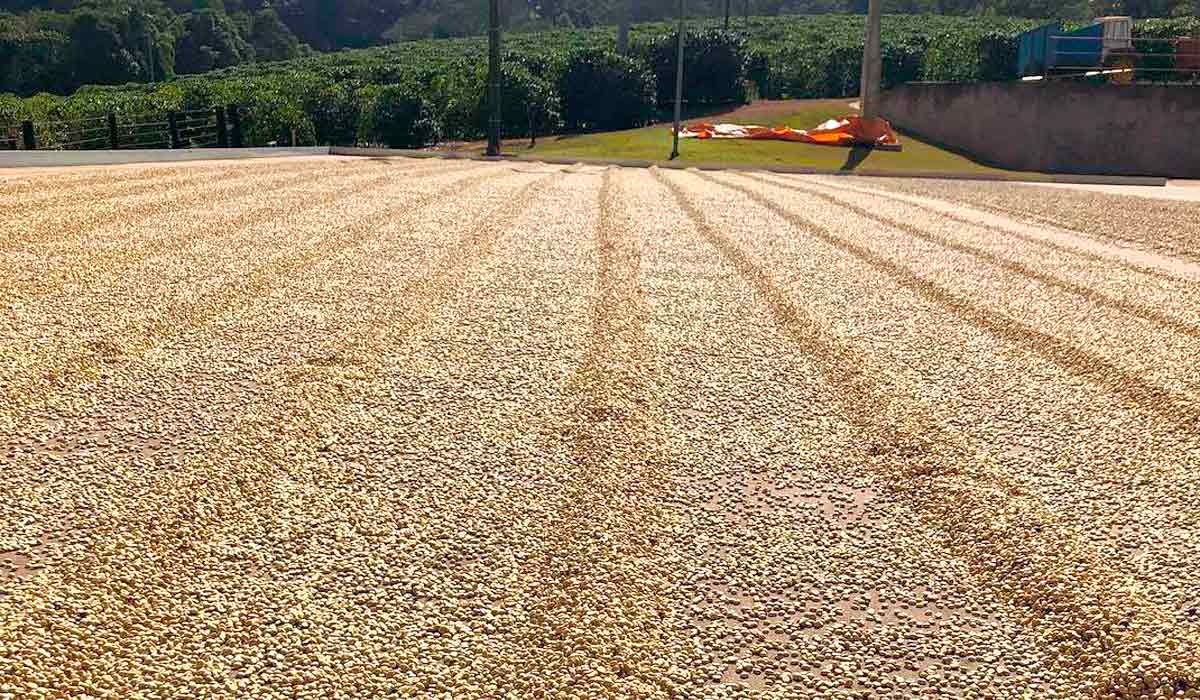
left=3, top=105, right=245, bottom=152
left=1031, top=35, right=1200, bottom=84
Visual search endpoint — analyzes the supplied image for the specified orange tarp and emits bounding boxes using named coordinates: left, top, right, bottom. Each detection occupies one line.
left=678, top=116, right=899, bottom=147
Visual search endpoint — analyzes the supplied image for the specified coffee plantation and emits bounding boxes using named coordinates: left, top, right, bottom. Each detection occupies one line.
left=3, top=14, right=1197, bottom=149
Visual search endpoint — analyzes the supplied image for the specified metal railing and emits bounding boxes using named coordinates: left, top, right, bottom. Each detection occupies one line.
left=3, top=105, right=244, bottom=152
left=1035, top=34, right=1200, bottom=83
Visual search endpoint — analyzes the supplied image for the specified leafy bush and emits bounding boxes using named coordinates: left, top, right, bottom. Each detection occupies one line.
left=0, top=92, right=18, bottom=147
left=432, top=59, right=562, bottom=141
left=429, top=62, right=484, bottom=140
left=745, top=47, right=773, bottom=97
left=1133, top=16, right=1200, bottom=38
left=1129, top=17, right=1199, bottom=80
left=0, top=93, right=17, bottom=123
left=487, top=62, right=563, bottom=139
left=242, top=82, right=317, bottom=146
left=636, top=28, right=748, bottom=107
left=558, top=49, right=656, bottom=132
left=358, top=84, right=439, bottom=148
left=922, top=26, right=1022, bottom=82
left=304, top=82, right=363, bottom=146
left=881, top=34, right=929, bottom=87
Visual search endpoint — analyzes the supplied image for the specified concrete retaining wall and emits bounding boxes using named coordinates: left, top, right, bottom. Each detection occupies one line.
left=879, top=82, right=1200, bottom=178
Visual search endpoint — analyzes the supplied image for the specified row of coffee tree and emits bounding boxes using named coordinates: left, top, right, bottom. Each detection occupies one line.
left=5, top=15, right=1196, bottom=149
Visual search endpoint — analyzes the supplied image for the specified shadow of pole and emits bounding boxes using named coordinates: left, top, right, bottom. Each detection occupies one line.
left=840, top=145, right=872, bottom=171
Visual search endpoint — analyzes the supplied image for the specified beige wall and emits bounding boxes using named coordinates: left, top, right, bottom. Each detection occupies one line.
left=880, top=82, right=1200, bottom=178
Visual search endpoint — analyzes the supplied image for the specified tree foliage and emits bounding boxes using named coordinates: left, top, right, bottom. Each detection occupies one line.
left=358, top=83, right=438, bottom=147
left=3, top=12, right=1197, bottom=151
left=637, top=28, right=748, bottom=107
left=174, top=8, right=252, bottom=74
left=0, top=0, right=304, bottom=95
left=558, top=48, right=655, bottom=131
left=3, top=0, right=1198, bottom=98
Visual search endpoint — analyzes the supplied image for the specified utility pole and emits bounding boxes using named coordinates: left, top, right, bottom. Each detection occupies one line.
left=618, top=0, right=631, bottom=53
left=670, top=0, right=685, bottom=160
left=723, top=0, right=730, bottom=31
left=143, top=23, right=155, bottom=83
left=859, top=0, right=882, bottom=119
left=486, top=0, right=502, bottom=157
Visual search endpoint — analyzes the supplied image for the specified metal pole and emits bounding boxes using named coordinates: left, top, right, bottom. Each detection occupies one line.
left=859, top=0, right=882, bottom=119
left=617, top=0, right=630, bottom=54
left=619, top=1, right=630, bottom=53
left=21, top=120, right=36, bottom=150
left=486, top=0, right=502, bottom=157
left=724, top=0, right=730, bottom=31
left=107, top=113, right=119, bottom=150
left=216, top=106, right=229, bottom=148
left=228, top=104, right=243, bottom=148
left=670, top=0, right=684, bottom=160
left=168, top=111, right=182, bottom=149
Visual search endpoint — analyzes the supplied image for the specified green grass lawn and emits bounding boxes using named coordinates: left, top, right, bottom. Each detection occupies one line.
left=515, top=99, right=1016, bottom=176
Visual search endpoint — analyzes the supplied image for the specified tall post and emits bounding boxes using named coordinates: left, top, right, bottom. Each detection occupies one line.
left=617, top=0, right=630, bottom=54
left=859, top=0, right=882, bottom=119
left=167, top=111, right=182, bottom=149
left=724, top=0, right=730, bottom=31
left=21, top=120, right=35, bottom=150
left=229, top=104, right=243, bottom=148
left=107, top=112, right=119, bottom=150
left=216, top=106, right=229, bottom=148
left=670, top=0, right=685, bottom=160
left=486, top=0, right=502, bottom=157
left=146, top=32, right=155, bottom=83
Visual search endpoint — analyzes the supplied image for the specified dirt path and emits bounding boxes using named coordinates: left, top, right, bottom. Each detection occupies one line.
left=1, top=157, right=1197, bottom=699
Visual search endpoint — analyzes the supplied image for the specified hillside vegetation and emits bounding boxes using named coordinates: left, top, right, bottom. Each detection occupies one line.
left=3, top=0, right=1197, bottom=98
left=3, top=13, right=1197, bottom=150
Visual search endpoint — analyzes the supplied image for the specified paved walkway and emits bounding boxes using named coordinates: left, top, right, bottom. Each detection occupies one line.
left=1035, top=179, right=1200, bottom=202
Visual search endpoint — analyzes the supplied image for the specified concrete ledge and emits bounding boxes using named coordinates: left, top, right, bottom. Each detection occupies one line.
left=0, top=147, right=330, bottom=169
left=330, top=146, right=1167, bottom=187
left=880, top=83, right=1200, bottom=179
left=331, top=146, right=488, bottom=161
